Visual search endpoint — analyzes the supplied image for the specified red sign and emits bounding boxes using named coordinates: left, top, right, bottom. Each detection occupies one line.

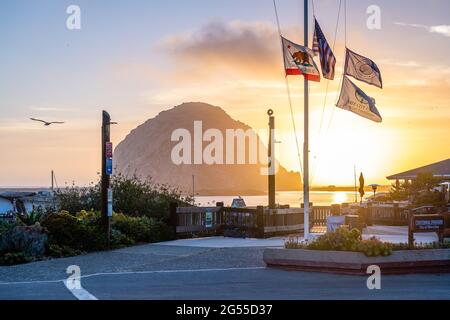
left=106, top=142, right=113, bottom=158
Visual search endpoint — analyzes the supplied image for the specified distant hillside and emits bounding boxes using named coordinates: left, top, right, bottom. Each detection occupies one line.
left=114, top=102, right=301, bottom=195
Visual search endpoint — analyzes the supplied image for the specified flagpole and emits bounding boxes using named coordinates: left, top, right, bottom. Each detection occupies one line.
left=303, top=0, right=310, bottom=240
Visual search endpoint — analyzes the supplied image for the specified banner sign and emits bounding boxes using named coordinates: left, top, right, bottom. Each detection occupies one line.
left=107, top=188, right=113, bottom=217
left=106, top=158, right=113, bottom=175
left=205, top=211, right=213, bottom=228
left=106, top=142, right=113, bottom=158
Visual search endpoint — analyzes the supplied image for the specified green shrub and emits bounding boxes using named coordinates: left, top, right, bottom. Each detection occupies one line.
left=110, top=229, right=135, bottom=248
left=0, top=223, right=48, bottom=258
left=48, top=244, right=82, bottom=258
left=285, top=227, right=393, bottom=257
left=0, top=252, right=33, bottom=266
left=112, top=213, right=174, bottom=243
left=357, top=238, right=392, bottom=257
left=17, top=208, right=46, bottom=226
left=0, top=220, right=19, bottom=236
left=57, top=174, right=192, bottom=218
left=307, top=227, right=362, bottom=252
left=41, top=211, right=107, bottom=252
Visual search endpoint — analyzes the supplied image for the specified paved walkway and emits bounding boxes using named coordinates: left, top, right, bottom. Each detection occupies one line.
left=0, top=226, right=447, bottom=300
left=159, top=225, right=438, bottom=248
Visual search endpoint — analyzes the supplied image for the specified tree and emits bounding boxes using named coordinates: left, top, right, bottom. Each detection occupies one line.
left=389, top=180, right=410, bottom=201
left=409, top=172, right=441, bottom=194
left=56, top=174, right=192, bottom=218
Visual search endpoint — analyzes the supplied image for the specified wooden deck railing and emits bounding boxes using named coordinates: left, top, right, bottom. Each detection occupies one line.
left=367, top=203, right=408, bottom=226
left=171, top=204, right=333, bottom=237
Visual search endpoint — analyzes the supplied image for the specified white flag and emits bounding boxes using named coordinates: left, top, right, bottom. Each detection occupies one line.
left=345, top=48, right=382, bottom=88
left=336, top=76, right=382, bottom=123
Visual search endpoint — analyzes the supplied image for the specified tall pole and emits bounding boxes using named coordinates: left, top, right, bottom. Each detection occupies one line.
left=303, top=0, right=310, bottom=240
left=51, top=170, right=54, bottom=191
left=268, top=109, right=276, bottom=209
left=192, top=174, right=195, bottom=204
left=101, top=111, right=112, bottom=243
left=354, top=165, right=358, bottom=203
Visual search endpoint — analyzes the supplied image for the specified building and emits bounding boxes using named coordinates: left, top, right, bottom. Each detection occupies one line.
left=387, top=158, right=450, bottom=203
left=0, top=190, right=57, bottom=218
left=387, top=158, right=450, bottom=182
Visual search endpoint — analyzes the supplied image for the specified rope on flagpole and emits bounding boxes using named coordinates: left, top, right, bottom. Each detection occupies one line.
left=310, top=0, right=343, bottom=186
left=272, top=0, right=304, bottom=182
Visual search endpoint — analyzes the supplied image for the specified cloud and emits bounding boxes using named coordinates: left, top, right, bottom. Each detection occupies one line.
left=29, top=107, right=72, bottom=112
left=158, top=20, right=281, bottom=81
left=394, top=22, right=450, bottom=37
left=378, top=59, right=421, bottom=68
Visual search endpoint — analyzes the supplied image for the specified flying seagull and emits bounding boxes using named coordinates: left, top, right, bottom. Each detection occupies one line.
left=30, top=118, right=65, bottom=126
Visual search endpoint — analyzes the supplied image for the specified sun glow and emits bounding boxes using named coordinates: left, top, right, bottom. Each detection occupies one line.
left=332, top=192, right=350, bottom=205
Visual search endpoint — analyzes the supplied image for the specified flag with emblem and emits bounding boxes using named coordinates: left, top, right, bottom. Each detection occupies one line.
left=282, top=36, right=320, bottom=82
left=312, top=19, right=336, bottom=80
left=336, top=76, right=382, bottom=123
left=344, top=48, right=382, bottom=88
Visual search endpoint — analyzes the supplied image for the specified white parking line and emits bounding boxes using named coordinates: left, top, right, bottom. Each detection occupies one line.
left=63, top=280, right=98, bottom=300
left=0, top=266, right=266, bottom=300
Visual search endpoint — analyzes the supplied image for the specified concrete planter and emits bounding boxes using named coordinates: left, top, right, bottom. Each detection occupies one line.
left=263, top=248, right=450, bottom=275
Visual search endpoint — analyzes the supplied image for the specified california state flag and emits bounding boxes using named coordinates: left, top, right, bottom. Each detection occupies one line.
left=281, top=36, right=320, bottom=82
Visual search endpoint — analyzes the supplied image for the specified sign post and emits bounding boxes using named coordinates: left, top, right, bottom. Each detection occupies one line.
left=205, top=211, right=213, bottom=229
left=101, top=111, right=113, bottom=243
left=408, top=214, right=445, bottom=247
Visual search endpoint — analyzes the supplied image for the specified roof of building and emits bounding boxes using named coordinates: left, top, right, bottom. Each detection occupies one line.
left=0, top=191, right=37, bottom=199
left=386, top=158, right=450, bottom=180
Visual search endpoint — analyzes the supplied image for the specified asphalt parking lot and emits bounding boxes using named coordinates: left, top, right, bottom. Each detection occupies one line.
left=0, top=241, right=449, bottom=300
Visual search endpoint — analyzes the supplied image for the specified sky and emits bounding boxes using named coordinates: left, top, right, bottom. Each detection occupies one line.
left=0, top=0, right=449, bottom=188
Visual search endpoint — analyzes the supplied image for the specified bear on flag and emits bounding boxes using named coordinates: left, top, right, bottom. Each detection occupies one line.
left=281, top=36, right=320, bottom=82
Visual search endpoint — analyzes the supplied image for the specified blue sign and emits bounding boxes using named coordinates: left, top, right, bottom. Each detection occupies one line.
left=107, top=188, right=113, bottom=217
left=106, top=157, right=113, bottom=175
left=205, top=211, right=213, bottom=228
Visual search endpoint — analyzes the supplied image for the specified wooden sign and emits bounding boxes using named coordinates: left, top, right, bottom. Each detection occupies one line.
left=409, top=214, right=445, bottom=246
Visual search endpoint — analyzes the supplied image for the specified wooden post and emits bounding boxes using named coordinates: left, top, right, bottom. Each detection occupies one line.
left=169, top=202, right=178, bottom=234
left=393, top=203, right=400, bottom=225
left=366, top=202, right=373, bottom=226
left=216, top=202, right=224, bottom=226
left=268, top=109, right=276, bottom=209
left=408, top=211, right=414, bottom=248
left=257, top=205, right=265, bottom=237
left=101, top=111, right=111, bottom=243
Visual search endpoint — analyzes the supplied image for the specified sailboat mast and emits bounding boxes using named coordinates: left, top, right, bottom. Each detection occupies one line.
left=303, top=0, right=310, bottom=240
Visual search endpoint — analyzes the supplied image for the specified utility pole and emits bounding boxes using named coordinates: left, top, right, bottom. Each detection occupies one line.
left=303, top=0, right=310, bottom=240
left=51, top=170, right=54, bottom=191
left=354, top=165, right=358, bottom=203
left=101, top=111, right=113, bottom=243
left=268, top=109, right=276, bottom=209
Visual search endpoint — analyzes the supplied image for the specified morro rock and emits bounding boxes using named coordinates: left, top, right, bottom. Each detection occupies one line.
left=114, top=102, right=301, bottom=195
